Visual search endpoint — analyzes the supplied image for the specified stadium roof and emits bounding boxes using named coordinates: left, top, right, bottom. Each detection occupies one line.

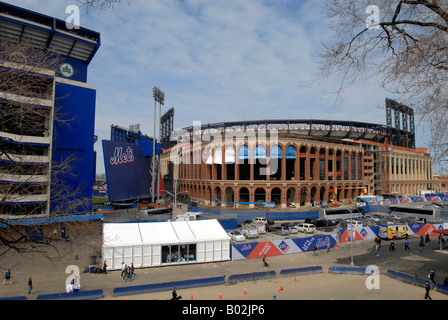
left=0, top=1, right=100, bottom=64
left=174, top=119, right=393, bottom=144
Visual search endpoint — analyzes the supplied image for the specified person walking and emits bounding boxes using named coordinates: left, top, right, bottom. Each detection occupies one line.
left=3, top=269, right=12, bottom=285
left=263, top=255, right=269, bottom=269
left=419, top=239, right=424, bottom=252
left=130, top=262, right=135, bottom=277
left=389, top=241, right=395, bottom=252
left=405, top=239, right=410, bottom=250
left=171, top=288, right=182, bottom=300
left=121, top=263, right=127, bottom=279
left=124, top=266, right=132, bottom=282
left=312, top=244, right=318, bottom=256
left=424, top=281, right=432, bottom=300
left=425, top=234, right=431, bottom=247
left=102, top=260, right=107, bottom=274
left=429, top=270, right=436, bottom=286
left=375, top=242, right=380, bottom=256
left=27, top=277, right=33, bottom=295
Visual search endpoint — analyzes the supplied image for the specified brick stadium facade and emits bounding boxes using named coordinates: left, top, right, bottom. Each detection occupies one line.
left=161, top=118, right=436, bottom=209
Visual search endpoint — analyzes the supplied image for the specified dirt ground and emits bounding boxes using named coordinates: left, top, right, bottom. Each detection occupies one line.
left=0, top=232, right=447, bottom=302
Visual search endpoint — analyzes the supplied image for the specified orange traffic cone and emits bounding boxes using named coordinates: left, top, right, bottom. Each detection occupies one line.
left=278, top=286, right=284, bottom=292
left=218, top=291, right=222, bottom=299
left=243, top=287, right=247, bottom=295
left=294, top=275, right=297, bottom=282
left=191, top=295, right=194, bottom=300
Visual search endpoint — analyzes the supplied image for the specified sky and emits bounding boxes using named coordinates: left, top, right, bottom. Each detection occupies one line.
left=6, top=0, right=413, bottom=174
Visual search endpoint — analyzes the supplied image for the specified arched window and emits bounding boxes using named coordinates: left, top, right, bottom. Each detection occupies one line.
left=254, top=145, right=267, bottom=180
left=225, top=145, right=235, bottom=180
left=238, top=145, right=250, bottom=180
left=286, top=145, right=296, bottom=180
left=238, top=145, right=250, bottom=162
left=270, top=144, right=282, bottom=180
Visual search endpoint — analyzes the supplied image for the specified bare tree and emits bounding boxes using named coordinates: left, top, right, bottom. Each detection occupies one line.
left=318, top=0, right=448, bottom=170
left=0, top=38, right=93, bottom=261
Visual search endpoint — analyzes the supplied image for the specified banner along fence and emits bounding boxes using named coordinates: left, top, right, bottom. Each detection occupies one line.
left=231, top=223, right=448, bottom=260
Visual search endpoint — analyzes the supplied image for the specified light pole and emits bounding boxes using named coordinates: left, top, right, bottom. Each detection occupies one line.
left=348, top=207, right=355, bottom=266
left=152, top=87, right=164, bottom=203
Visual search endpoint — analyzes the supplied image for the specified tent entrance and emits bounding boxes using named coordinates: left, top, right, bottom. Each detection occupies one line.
left=161, top=244, right=197, bottom=265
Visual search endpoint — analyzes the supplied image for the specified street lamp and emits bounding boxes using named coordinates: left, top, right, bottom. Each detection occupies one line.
left=161, top=189, right=188, bottom=220
left=152, top=87, right=164, bottom=203
left=349, top=207, right=354, bottom=266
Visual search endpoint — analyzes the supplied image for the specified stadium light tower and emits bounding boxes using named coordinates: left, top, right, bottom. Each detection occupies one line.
left=152, top=87, right=164, bottom=203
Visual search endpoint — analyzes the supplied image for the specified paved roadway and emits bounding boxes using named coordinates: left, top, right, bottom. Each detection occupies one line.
left=0, top=233, right=447, bottom=301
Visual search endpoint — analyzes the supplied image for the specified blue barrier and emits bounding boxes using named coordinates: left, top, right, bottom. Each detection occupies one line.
left=113, top=281, right=172, bottom=297
left=280, top=266, right=323, bottom=277
left=36, top=289, right=103, bottom=300
left=328, top=266, right=367, bottom=275
left=437, top=284, right=448, bottom=295
left=0, top=296, right=27, bottom=300
left=113, top=276, right=226, bottom=297
left=386, top=269, right=434, bottom=289
left=228, top=271, right=276, bottom=283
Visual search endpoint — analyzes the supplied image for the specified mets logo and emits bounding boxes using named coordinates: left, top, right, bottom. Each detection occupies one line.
left=359, top=228, right=368, bottom=239
left=110, top=147, right=135, bottom=165
left=278, top=241, right=290, bottom=253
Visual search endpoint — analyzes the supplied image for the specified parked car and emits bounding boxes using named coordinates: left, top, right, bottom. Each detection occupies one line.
left=305, top=218, right=318, bottom=225
left=228, top=230, right=245, bottom=242
left=239, top=225, right=259, bottom=239
left=314, top=219, right=339, bottom=228
left=349, top=221, right=363, bottom=228
left=367, top=214, right=384, bottom=221
left=358, top=217, right=374, bottom=227
left=295, top=223, right=316, bottom=234
left=288, top=226, right=298, bottom=234
left=271, top=226, right=290, bottom=236
left=252, top=217, right=268, bottom=225
left=281, top=222, right=295, bottom=228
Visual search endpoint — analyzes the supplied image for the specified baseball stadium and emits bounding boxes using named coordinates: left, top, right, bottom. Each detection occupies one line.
left=163, top=99, right=436, bottom=210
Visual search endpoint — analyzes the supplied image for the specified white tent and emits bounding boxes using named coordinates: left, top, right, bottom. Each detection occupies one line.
left=102, top=219, right=230, bottom=270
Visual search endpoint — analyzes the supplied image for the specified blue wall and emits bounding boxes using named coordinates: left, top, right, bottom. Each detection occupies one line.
left=50, top=82, right=96, bottom=214
left=187, top=206, right=318, bottom=224
left=57, top=58, right=89, bottom=83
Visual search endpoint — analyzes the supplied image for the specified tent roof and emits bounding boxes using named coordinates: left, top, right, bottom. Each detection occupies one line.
left=434, top=229, right=448, bottom=235
left=188, top=219, right=230, bottom=241
left=171, top=221, right=196, bottom=242
left=103, top=223, right=142, bottom=247
left=139, top=222, right=178, bottom=245
left=103, top=220, right=229, bottom=248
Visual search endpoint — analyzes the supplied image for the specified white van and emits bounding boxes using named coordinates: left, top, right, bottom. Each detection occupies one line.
left=295, top=223, right=316, bottom=234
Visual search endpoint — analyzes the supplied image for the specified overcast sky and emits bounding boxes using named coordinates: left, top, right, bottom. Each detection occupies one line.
left=7, top=0, right=414, bottom=174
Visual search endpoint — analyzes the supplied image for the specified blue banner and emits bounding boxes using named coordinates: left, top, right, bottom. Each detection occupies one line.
left=102, top=140, right=153, bottom=202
